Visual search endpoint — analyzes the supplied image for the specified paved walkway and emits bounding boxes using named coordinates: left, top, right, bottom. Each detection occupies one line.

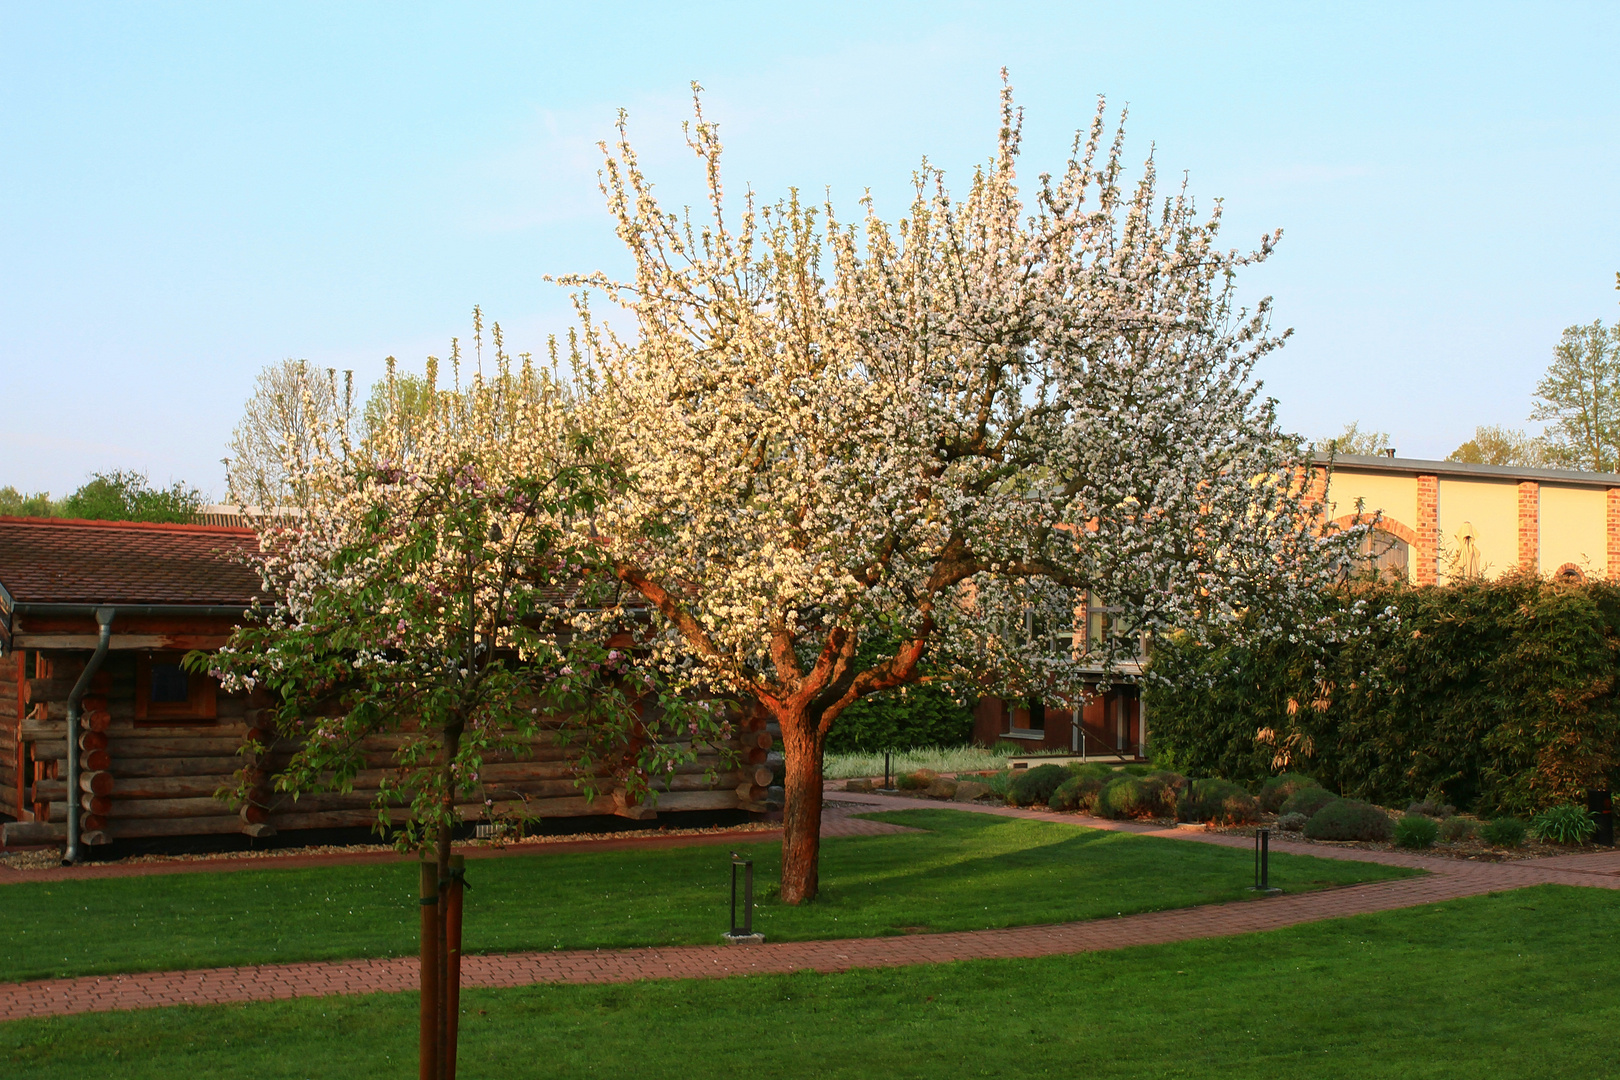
left=2, top=794, right=1616, bottom=1022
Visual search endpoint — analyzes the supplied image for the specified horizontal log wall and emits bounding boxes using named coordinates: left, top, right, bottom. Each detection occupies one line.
left=1, top=652, right=20, bottom=819
left=17, top=648, right=755, bottom=844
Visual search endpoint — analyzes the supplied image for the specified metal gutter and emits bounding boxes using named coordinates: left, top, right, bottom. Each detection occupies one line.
left=1316, top=453, right=1620, bottom=489
left=64, top=607, right=114, bottom=865
left=9, top=602, right=257, bottom=617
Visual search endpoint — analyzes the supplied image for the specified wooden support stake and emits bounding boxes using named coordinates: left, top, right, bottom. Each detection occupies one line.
left=420, top=856, right=440, bottom=1080
left=446, top=853, right=464, bottom=1080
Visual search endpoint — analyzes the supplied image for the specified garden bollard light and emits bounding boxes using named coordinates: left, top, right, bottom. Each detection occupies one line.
left=1587, top=789, right=1614, bottom=846
left=884, top=750, right=892, bottom=791
left=1249, top=828, right=1280, bottom=893
left=725, top=852, right=764, bottom=943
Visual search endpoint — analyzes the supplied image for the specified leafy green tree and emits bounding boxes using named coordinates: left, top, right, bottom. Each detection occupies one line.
left=227, top=359, right=350, bottom=507
left=362, top=367, right=434, bottom=447
left=1531, top=319, right=1620, bottom=472
left=1447, top=424, right=1551, bottom=467
left=1314, top=422, right=1392, bottom=457
left=61, top=471, right=207, bottom=523
left=0, top=487, right=60, bottom=517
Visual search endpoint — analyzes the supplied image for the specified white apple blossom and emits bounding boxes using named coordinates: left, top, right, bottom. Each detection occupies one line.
left=560, top=80, right=1363, bottom=902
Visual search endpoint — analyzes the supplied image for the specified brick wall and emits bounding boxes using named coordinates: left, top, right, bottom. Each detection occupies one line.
left=1518, top=481, right=1540, bottom=572
left=1608, top=488, right=1620, bottom=579
left=1416, top=474, right=1439, bottom=585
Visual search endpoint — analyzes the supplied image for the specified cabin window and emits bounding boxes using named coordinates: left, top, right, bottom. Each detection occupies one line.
left=136, top=653, right=217, bottom=722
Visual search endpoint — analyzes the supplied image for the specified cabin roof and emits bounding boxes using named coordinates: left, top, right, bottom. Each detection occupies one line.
left=0, top=516, right=261, bottom=608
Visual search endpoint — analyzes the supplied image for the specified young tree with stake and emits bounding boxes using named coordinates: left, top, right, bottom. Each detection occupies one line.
left=562, top=81, right=1363, bottom=903
left=203, top=335, right=721, bottom=1079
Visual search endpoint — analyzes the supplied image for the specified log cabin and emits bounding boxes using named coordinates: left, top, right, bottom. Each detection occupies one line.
left=0, top=516, right=772, bottom=856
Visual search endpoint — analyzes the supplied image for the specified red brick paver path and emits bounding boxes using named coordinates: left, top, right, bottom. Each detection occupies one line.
left=1, top=794, right=1613, bottom=1021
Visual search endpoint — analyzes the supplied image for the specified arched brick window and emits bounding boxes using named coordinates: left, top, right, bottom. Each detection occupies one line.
left=1333, top=515, right=1415, bottom=581
left=1554, top=563, right=1587, bottom=585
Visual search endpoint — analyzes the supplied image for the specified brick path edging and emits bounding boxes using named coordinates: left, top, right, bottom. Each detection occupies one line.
left=2, top=795, right=1617, bottom=1022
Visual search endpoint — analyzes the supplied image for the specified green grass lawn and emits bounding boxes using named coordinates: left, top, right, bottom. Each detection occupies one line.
left=2, top=884, right=1611, bottom=1079
left=0, top=809, right=1410, bottom=983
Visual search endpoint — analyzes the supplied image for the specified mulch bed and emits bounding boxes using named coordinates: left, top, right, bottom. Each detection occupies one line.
left=0, top=821, right=783, bottom=880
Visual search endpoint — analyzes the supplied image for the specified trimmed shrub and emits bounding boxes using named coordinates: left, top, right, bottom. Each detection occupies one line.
left=1406, top=799, right=1457, bottom=819
left=1481, top=817, right=1528, bottom=848
left=1121, top=763, right=1153, bottom=776
left=1280, top=786, right=1338, bottom=820
left=1259, top=773, right=1321, bottom=814
left=1048, top=774, right=1106, bottom=812
left=1094, top=775, right=1172, bottom=820
left=1149, top=770, right=1190, bottom=796
left=1276, top=812, right=1308, bottom=832
left=1394, top=814, right=1439, bottom=849
left=1303, top=800, right=1394, bottom=842
left=1179, top=778, right=1260, bottom=825
left=1008, top=764, right=1068, bottom=807
left=1066, top=761, right=1117, bottom=780
left=1530, top=804, right=1597, bottom=845
left=1438, top=816, right=1478, bottom=843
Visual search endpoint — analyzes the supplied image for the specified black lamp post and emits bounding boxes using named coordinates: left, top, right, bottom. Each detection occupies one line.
left=724, top=852, right=765, bottom=943
left=1249, top=828, right=1281, bottom=894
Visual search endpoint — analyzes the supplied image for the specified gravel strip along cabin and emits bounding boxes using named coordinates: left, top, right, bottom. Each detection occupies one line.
left=0, top=516, right=777, bottom=855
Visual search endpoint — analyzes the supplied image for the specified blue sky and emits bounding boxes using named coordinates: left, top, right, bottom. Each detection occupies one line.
left=3, top=2, right=1617, bottom=497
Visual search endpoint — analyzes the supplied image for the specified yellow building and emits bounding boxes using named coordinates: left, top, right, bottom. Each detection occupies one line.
left=1316, top=453, right=1620, bottom=584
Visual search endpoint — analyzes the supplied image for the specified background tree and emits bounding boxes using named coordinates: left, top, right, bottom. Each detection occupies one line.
left=361, top=363, right=439, bottom=452
left=61, top=470, right=207, bottom=522
left=1531, top=319, right=1620, bottom=472
left=204, top=336, right=721, bottom=1079
left=564, top=84, right=1363, bottom=903
left=227, top=358, right=350, bottom=506
left=0, top=487, right=60, bottom=516
left=1447, top=424, right=1551, bottom=466
left=1314, top=422, right=1392, bottom=457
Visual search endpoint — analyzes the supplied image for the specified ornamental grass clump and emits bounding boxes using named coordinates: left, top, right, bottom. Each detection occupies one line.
left=1530, top=804, right=1597, bottom=845
left=1094, top=775, right=1173, bottom=820
left=1047, top=774, right=1107, bottom=812
left=1279, top=786, right=1338, bottom=820
left=1259, top=773, right=1321, bottom=814
left=1008, top=764, right=1069, bottom=807
left=1178, top=778, right=1260, bottom=825
left=1394, top=814, right=1439, bottom=849
left=1303, top=800, right=1393, bottom=842
left=1481, top=817, right=1528, bottom=848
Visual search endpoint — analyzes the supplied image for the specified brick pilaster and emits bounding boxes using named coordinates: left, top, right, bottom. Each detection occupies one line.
left=1416, top=474, right=1439, bottom=585
left=1608, top=488, right=1620, bottom=580
left=1518, top=481, right=1540, bottom=573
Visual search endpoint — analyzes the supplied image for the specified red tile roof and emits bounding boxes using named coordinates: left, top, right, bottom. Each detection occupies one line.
left=0, top=517, right=263, bottom=607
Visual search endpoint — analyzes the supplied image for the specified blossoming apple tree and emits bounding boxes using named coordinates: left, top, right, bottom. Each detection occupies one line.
left=563, top=82, right=1364, bottom=903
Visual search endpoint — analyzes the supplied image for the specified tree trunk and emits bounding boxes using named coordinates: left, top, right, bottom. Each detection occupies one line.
left=778, top=705, right=826, bottom=904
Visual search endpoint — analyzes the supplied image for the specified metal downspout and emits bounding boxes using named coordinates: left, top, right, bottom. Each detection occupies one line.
left=64, top=607, right=114, bottom=865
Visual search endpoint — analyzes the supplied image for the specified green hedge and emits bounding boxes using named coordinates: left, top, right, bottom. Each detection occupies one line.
left=1146, top=573, right=1620, bottom=816
left=823, top=685, right=974, bottom=754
